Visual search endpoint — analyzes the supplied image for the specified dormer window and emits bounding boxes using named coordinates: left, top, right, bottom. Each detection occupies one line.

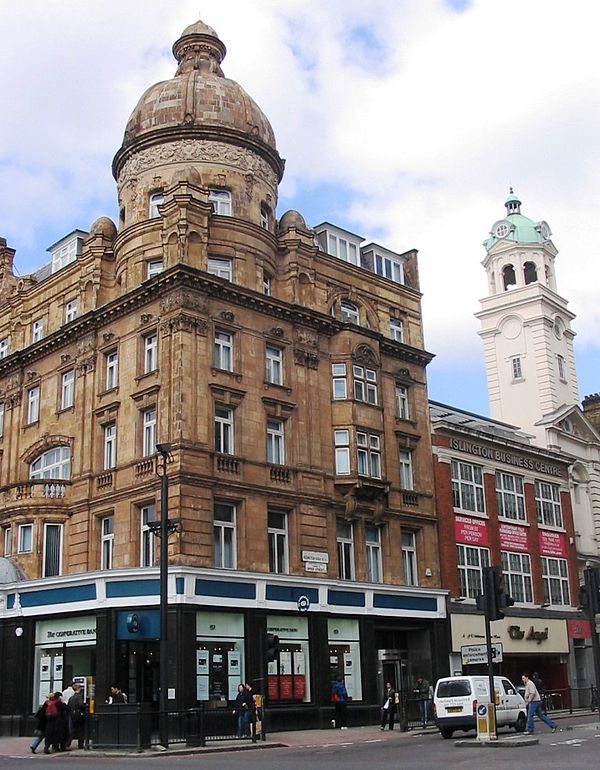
left=209, top=189, right=232, bottom=216
left=49, top=232, right=86, bottom=274
left=149, top=192, right=164, bottom=219
left=374, top=253, right=404, bottom=284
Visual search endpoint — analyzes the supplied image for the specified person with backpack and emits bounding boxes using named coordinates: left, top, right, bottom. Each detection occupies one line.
left=30, top=693, right=51, bottom=753
left=43, top=692, right=69, bottom=753
left=331, top=679, right=349, bottom=729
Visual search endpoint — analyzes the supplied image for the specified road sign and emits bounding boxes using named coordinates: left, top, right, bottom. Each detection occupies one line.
left=461, top=643, right=503, bottom=665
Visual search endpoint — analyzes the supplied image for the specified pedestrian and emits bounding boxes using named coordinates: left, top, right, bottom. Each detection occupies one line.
left=414, top=674, right=431, bottom=724
left=331, top=678, right=349, bottom=729
left=67, top=683, right=86, bottom=749
left=522, top=672, right=557, bottom=734
left=30, top=693, right=51, bottom=754
left=380, top=681, right=397, bottom=731
left=532, top=672, right=546, bottom=711
left=43, top=692, right=69, bottom=754
left=244, top=683, right=256, bottom=737
left=233, top=684, right=249, bottom=738
left=61, top=682, right=75, bottom=743
left=107, top=685, right=127, bottom=704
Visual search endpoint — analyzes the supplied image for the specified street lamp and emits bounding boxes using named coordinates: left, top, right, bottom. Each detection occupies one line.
left=152, top=442, right=175, bottom=748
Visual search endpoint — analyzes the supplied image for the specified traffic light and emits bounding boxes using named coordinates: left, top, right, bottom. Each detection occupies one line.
left=266, top=633, right=280, bottom=663
left=476, top=566, right=515, bottom=621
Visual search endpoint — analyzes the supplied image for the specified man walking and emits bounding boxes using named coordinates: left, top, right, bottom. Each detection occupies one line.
left=380, top=681, right=397, bottom=731
left=522, top=672, right=557, bottom=734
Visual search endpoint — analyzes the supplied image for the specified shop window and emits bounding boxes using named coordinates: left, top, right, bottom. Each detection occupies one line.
left=266, top=345, right=283, bottom=385
left=337, top=520, right=355, bottom=580
left=268, top=510, right=288, bottom=574
left=140, top=504, right=156, bottom=567
left=214, top=501, right=236, bottom=569
left=541, top=556, right=570, bottom=606
left=60, top=369, right=75, bottom=410
left=535, top=480, right=563, bottom=528
left=43, top=523, right=63, bottom=577
left=213, top=330, right=233, bottom=371
left=402, top=531, right=418, bottom=586
left=196, top=611, right=245, bottom=701
left=496, top=471, right=526, bottom=521
left=105, top=350, right=119, bottom=391
left=214, top=405, right=234, bottom=455
left=327, top=618, right=363, bottom=701
left=101, top=515, right=114, bottom=570
left=267, top=614, right=310, bottom=703
left=457, top=544, right=490, bottom=598
left=365, top=525, right=382, bottom=583
left=18, top=523, right=33, bottom=553
left=267, top=418, right=285, bottom=465
left=501, top=551, right=532, bottom=603
left=451, top=460, right=485, bottom=514
left=395, top=385, right=409, bottom=419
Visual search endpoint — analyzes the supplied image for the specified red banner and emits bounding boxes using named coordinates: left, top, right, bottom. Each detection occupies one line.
left=567, top=618, right=591, bottom=640
left=454, top=515, right=489, bottom=546
left=499, top=523, right=529, bottom=552
left=538, top=529, right=567, bottom=557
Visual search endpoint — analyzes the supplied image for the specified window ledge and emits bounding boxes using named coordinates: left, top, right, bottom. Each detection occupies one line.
left=211, top=367, right=243, bottom=383
left=497, top=517, right=530, bottom=527
left=453, top=509, right=488, bottom=520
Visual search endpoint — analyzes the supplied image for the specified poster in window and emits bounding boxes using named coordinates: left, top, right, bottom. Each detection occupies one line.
left=40, top=656, right=52, bottom=681
left=293, top=651, right=306, bottom=700
left=197, top=676, right=209, bottom=701
left=53, top=655, right=63, bottom=680
left=196, top=650, right=209, bottom=676
left=228, top=651, right=241, bottom=700
left=343, top=653, right=354, bottom=698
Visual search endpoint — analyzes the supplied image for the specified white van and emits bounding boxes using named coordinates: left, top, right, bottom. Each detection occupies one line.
left=432, top=675, right=527, bottom=739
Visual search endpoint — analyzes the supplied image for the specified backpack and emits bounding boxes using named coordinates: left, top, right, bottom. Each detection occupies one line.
left=46, top=699, right=58, bottom=718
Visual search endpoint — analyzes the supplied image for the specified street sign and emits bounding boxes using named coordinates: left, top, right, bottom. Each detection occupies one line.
left=461, top=643, right=503, bottom=665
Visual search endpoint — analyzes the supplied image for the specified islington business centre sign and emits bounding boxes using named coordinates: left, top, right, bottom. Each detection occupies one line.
left=449, top=438, right=563, bottom=477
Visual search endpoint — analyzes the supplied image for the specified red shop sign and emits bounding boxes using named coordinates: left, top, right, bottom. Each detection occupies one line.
left=499, top=523, right=529, bottom=552
left=538, top=529, right=567, bottom=558
left=454, top=515, right=489, bottom=547
left=567, top=618, right=591, bottom=640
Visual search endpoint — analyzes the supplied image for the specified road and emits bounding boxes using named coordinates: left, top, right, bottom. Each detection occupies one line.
left=1, top=716, right=599, bottom=768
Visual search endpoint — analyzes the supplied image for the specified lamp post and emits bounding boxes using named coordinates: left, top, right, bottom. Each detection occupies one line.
left=154, top=443, right=173, bottom=748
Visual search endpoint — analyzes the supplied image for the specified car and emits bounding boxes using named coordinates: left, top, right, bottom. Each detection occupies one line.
left=432, top=675, right=527, bottom=739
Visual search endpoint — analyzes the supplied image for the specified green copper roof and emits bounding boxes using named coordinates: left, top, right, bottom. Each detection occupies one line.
left=484, top=190, right=548, bottom=250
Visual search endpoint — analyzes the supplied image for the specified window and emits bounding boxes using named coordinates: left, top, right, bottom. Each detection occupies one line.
left=60, top=369, right=75, bottom=410
left=214, top=406, right=234, bottom=454
left=332, top=363, right=348, bottom=400
left=390, top=318, right=404, bottom=342
left=18, top=524, right=33, bottom=553
left=541, top=557, right=570, bottom=606
left=104, top=423, right=117, bottom=469
left=3, top=526, right=12, bottom=556
left=260, top=204, right=270, bottom=230
left=557, top=355, right=567, bottom=382
left=337, top=520, right=355, bottom=580
left=30, top=447, right=71, bottom=479
left=207, top=257, right=233, bottom=281
left=375, top=253, right=404, bottom=284
left=51, top=239, right=77, bottom=273
left=27, top=386, right=40, bottom=424
left=31, top=319, right=44, bottom=343
left=399, top=449, right=414, bottom=490
left=214, top=501, right=236, bottom=569
left=43, top=523, right=63, bottom=577
left=267, top=418, right=285, bottom=465
left=395, top=385, right=409, bottom=419
left=0, top=402, right=4, bottom=438
left=457, top=544, right=490, bottom=598
left=353, top=366, right=377, bottom=404
left=144, top=333, right=158, bottom=373
left=340, top=301, right=359, bottom=324
left=147, top=260, right=164, bottom=278
left=535, top=481, right=563, bottom=528
left=142, top=408, right=157, bottom=457
left=149, top=191, right=164, bottom=218
left=262, top=272, right=272, bottom=296
left=140, top=504, right=156, bottom=567
left=402, top=531, right=418, bottom=586
left=101, top=516, right=114, bottom=570
left=334, top=430, right=351, bottom=475
left=208, top=189, right=232, bottom=216
left=357, top=431, right=381, bottom=478
left=213, top=330, right=233, bottom=371
left=451, top=460, right=485, bottom=514
left=496, top=472, right=526, bottom=521
left=268, top=510, right=288, bottom=574
left=105, top=350, right=118, bottom=390
left=0, top=338, right=7, bottom=359
left=511, top=356, right=523, bottom=380
left=325, top=233, right=359, bottom=265
left=501, top=551, right=533, bottom=603
left=65, top=299, right=78, bottom=323
left=266, top=345, right=283, bottom=385
left=365, top=525, right=382, bottom=583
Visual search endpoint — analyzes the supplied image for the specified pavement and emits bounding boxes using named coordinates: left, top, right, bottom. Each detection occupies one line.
left=0, top=710, right=595, bottom=759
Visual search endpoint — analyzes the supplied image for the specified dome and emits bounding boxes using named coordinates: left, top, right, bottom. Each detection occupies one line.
left=89, top=216, right=117, bottom=239
left=484, top=189, right=550, bottom=250
left=113, top=19, right=283, bottom=181
left=0, top=557, right=27, bottom=584
left=278, top=210, right=309, bottom=232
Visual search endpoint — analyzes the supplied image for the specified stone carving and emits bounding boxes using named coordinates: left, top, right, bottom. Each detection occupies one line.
left=77, top=354, right=97, bottom=375
left=293, top=348, right=320, bottom=369
left=219, top=311, right=235, bottom=323
left=60, top=354, right=71, bottom=363
left=140, top=313, right=154, bottom=325
left=396, top=367, right=411, bottom=379
left=77, top=333, right=96, bottom=355
left=295, top=328, right=318, bottom=348
left=118, top=140, right=278, bottom=190
left=26, top=371, right=39, bottom=382
left=160, top=315, right=208, bottom=336
left=160, top=289, right=207, bottom=314
left=265, top=326, right=284, bottom=338
left=103, top=332, right=115, bottom=342
left=353, top=344, right=378, bottom=367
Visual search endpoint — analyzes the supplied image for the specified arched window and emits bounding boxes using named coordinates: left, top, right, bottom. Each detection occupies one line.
left=149, top=192, right=164, bottom=219
left=523, top=261, right=537, bottom=284
left=30, top=447, right=71, bottom=480
left=208, top=189, right=232, bottom=216
left=340, top=301, right=360, bottom=325
left=502, top=264, right=516, bottom=291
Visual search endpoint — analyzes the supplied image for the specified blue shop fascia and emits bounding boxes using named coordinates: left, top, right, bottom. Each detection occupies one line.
left=0, top=566, right=448, bottom=734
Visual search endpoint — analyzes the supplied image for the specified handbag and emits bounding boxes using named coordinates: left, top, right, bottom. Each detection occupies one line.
left=394, top=692, right=400, bottom=705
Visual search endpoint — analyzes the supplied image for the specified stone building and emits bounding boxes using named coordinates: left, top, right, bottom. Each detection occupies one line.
left=0, top=20, right=446, bottom=732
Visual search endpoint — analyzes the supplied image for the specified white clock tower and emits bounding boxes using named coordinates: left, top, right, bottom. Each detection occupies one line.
left=476, top=189, right=580, bottom=444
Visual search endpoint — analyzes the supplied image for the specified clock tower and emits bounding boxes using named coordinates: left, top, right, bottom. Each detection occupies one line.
left=475, top=190, right=580, bottom=444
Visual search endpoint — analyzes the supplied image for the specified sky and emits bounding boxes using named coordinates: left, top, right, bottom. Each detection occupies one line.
left=0, top=0, right=598, bottom=418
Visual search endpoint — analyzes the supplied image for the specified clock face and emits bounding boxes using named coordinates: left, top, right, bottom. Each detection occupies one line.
left=494, top=221, right=509, bottom=238
left=541, top=222, right=551, bottom=239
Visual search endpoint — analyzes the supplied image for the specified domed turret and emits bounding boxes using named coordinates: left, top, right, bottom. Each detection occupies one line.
left=89, top=216, right=117, bottom=240
left=484, top=189, right=552, bottom=251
